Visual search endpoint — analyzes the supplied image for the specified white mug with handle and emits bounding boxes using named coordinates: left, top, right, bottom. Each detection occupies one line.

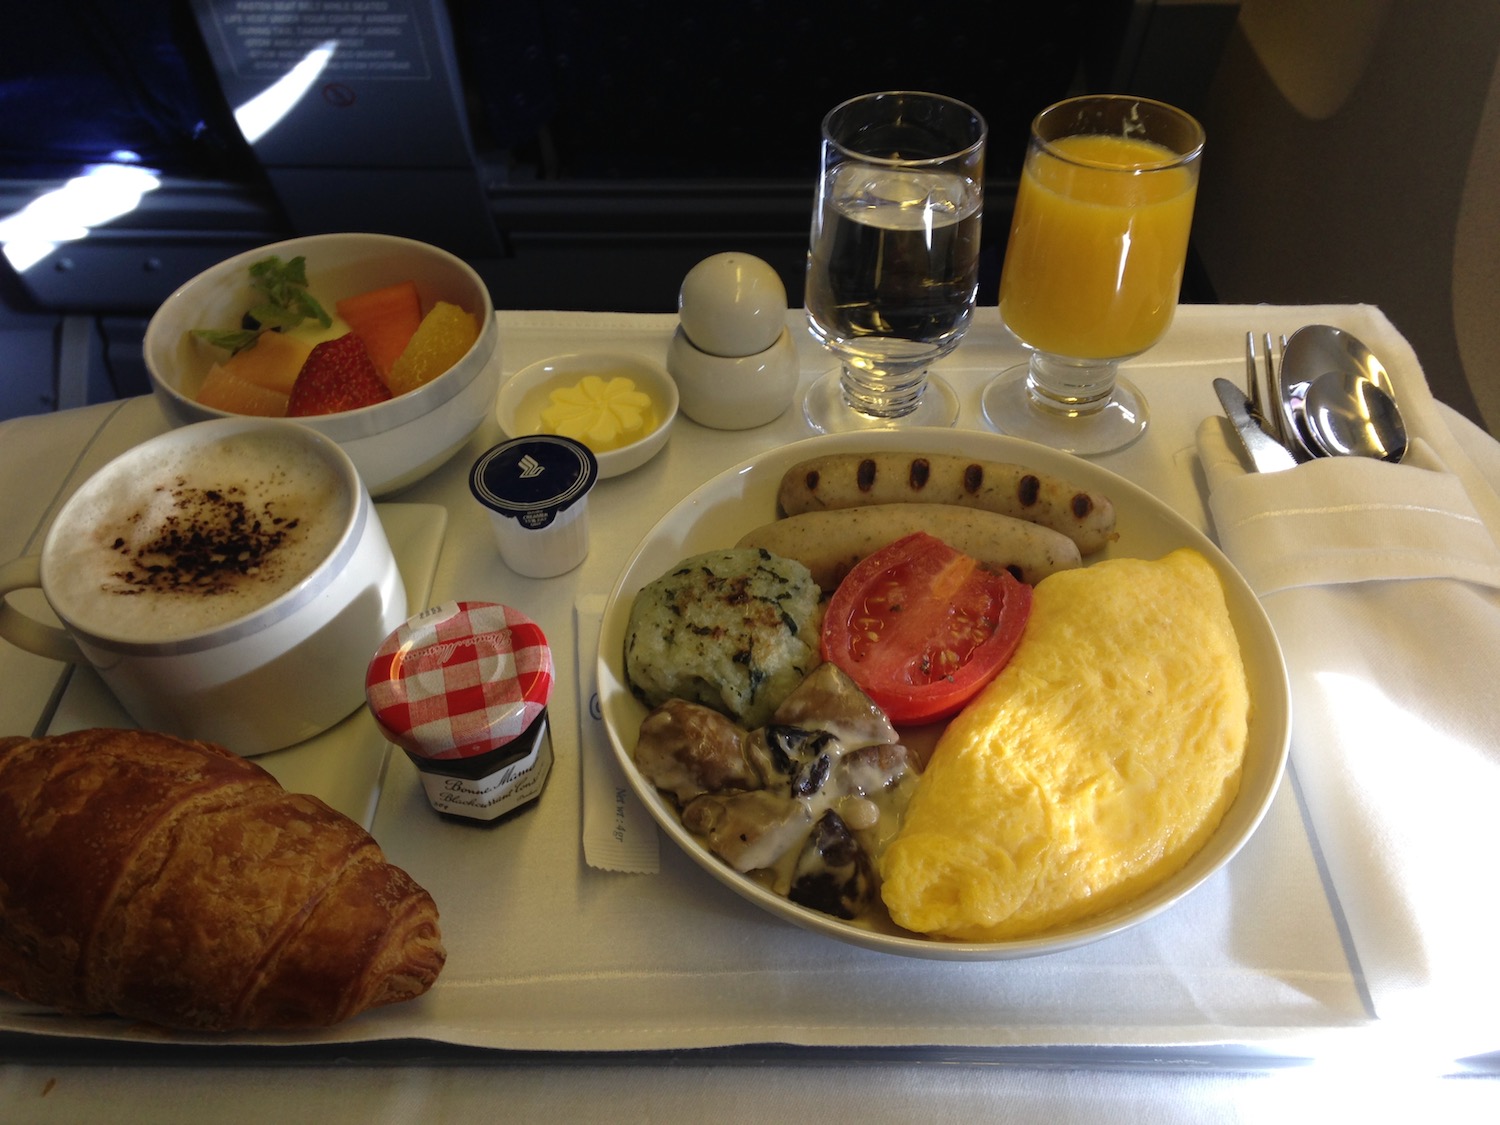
left=0, top=417, right=407, bottom=755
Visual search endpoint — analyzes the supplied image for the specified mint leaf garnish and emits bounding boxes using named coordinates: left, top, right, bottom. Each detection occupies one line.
left=190, top=255, right=333, bottom=354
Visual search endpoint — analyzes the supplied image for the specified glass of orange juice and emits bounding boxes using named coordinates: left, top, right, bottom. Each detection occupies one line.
left=982, top=95, right=1204, bottom=454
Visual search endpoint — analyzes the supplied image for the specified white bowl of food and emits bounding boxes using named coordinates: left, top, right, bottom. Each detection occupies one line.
left=494, top=350, right=678, bottom=479
left=144, top=232, right=501, bottom=496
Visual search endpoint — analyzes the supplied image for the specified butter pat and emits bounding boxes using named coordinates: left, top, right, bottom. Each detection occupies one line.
left=540, top=374, right=657, bottom=453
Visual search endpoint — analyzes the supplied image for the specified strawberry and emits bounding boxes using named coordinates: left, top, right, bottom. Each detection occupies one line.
left=286, top=333, right=393, bottom=416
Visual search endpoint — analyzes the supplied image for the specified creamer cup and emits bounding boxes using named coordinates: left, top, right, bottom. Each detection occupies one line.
left=469, top=435, right=597, bottom=577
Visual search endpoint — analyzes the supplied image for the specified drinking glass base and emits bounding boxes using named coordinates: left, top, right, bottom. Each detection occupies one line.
left=803, top=367, right=959, bottom=433
left=981, top=363, right=1149, bottom=455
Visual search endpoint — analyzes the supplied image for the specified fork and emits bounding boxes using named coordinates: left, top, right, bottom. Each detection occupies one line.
left=1243, top=332, right=1263, bottom=422
left=1243, top=332, right=1273, bottom=436
left=1244, top=331, right=1289, bottom=445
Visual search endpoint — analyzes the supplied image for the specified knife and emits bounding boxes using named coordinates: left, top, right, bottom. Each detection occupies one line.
left=1213, top=378, right=1298, bottom=473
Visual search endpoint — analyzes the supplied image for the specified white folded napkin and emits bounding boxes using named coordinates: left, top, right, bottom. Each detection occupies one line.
left=574, top=596, right=660, bottom=874
left=1196, top=408, right=1500, bottom=1058
left=1201, top=428, right=1500, bottom=594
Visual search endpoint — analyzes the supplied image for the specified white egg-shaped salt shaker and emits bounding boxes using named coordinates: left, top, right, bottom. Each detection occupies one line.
left=670, top=252, right=798, bottom=429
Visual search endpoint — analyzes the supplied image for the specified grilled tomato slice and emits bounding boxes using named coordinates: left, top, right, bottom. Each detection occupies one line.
left=820, top=532, right=1032, bottom=726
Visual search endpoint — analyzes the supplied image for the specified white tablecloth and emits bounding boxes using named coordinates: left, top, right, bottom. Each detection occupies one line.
left=2, top=305, right=1496, bottom=1120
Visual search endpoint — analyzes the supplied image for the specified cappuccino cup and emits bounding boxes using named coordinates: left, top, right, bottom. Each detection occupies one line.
left=0, top=418, right=408, bottom=754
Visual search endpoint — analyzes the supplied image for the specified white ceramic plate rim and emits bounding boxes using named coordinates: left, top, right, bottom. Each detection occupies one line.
left=597, top=428, right=1292, bottom=961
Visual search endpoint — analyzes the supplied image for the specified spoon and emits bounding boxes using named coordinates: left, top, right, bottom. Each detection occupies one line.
left=1278, top=325, right=1408, bottom=462
left=1303, top=370, right=1408, bottom=462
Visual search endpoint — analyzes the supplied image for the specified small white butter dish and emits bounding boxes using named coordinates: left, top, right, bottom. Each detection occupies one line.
left=494, top=351, right=677, bottom=479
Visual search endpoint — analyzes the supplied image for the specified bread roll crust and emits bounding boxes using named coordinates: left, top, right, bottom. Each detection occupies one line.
left=0, top=728, right=444, bottom=1031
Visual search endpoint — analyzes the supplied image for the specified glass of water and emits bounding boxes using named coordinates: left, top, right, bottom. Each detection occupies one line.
left=803, top=91, right=987, bottom=433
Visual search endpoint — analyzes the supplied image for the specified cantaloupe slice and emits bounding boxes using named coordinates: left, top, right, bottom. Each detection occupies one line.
left=196, top=365, right=290, bottom=416
left=216, top=329, right=313, bottom=395
left=336, top=280, right=422, bottom=380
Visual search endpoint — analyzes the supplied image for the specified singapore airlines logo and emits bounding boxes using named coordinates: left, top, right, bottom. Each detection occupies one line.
left=517, top=454, right=544, bottom=478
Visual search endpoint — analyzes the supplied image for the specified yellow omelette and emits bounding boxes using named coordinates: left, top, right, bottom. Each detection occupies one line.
left=879, top=548, right=1249, bottom=941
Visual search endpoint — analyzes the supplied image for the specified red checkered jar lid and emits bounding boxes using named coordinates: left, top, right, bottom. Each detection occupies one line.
left=365, top=601, right=553, bottom=760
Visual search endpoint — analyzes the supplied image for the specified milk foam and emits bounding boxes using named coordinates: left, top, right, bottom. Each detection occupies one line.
left=45, top=431, right=348, bottom=642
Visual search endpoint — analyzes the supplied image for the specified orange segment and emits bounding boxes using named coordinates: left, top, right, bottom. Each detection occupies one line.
left=387, top=301, right=478, bottom=396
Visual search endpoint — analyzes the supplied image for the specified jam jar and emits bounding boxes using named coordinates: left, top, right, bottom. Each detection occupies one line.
left=366, top=601, right=554, bottom=823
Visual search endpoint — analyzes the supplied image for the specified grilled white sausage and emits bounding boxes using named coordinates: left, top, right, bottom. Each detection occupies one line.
left=735, top=504, right=1081, bottom=592
left=776, top=452, right=1116, bottom=555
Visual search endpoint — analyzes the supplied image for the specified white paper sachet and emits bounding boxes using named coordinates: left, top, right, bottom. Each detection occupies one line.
left=574, top=596, right=659, bottom=873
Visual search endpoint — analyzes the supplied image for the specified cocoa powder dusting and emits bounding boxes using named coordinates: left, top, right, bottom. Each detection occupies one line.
left=108, top=478, right=299, bottom=596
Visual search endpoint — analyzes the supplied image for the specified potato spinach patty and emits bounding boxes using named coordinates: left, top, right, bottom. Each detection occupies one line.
left=624, top=548, right=823, bottom=729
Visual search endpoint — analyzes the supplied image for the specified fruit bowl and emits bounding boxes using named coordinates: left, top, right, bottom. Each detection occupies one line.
left=494, top=351, right=678, bottom=479
left=144, top=233, right=501, bottom=496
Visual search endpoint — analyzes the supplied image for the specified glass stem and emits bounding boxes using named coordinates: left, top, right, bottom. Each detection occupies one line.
left=1026, top=352, right=1123, bottom=417
left=839, top=364, right=931, bottom=419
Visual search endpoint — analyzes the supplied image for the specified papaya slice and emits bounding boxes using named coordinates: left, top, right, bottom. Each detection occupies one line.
left=336, top=280, right=423, bottom=380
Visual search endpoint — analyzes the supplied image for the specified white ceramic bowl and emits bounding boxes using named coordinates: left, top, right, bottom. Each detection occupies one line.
left=144, top=233, right=501, bottom=496
left=494, top=350, right=678, bottom=478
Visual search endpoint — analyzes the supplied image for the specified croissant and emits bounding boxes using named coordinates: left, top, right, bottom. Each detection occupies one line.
left=0, top=728, right=445, bottom=1032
